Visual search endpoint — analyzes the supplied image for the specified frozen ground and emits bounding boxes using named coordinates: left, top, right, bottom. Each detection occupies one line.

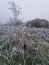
left=0, top=25, right=49, bottom=65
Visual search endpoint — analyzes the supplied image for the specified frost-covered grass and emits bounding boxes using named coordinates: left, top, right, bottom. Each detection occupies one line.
left=0, top=26, right=49, bottom=65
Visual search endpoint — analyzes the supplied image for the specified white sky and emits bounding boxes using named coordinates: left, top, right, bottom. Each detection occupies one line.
left=0, top=0, right=49, bottom=24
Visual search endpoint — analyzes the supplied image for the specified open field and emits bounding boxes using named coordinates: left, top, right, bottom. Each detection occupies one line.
left=0, top=26, right=49, bottom=65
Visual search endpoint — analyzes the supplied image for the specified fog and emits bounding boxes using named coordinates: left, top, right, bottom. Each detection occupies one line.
left=0, top=0, right=49, bottom=24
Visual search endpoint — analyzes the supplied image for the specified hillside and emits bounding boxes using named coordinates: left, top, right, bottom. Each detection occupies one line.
left=0, top=25, right=49, bottom=65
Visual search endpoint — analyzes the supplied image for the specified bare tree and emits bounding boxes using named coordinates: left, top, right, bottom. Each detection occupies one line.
left=8, top=1, right=21, bottom=23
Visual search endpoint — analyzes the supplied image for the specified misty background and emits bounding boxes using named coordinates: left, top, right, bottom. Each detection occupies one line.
left=0, top=0, right=49, bottom=24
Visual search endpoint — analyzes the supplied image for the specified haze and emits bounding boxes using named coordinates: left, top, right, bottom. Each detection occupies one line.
left=0, top=0, right=49, bottom=24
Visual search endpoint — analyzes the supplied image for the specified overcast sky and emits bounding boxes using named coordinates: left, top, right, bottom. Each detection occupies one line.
left=0, top=0, right=49, bottom=24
